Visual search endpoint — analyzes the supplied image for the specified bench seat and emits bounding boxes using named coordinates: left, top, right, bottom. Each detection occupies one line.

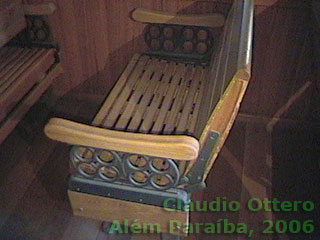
left=93, top=54, right=209, bottom=138
left=0, top=46, right=61, bottom=144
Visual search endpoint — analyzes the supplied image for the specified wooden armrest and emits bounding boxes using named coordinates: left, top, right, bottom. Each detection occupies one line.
left=132, top=8, right=225, bottom=28
left=202, top=69, right=250, bottom=179
left=44, top=118, right=200, bottom=161
left=23, top=2, right=57, bottom=15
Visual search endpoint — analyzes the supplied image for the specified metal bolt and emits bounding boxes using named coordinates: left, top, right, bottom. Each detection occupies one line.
left=78, top=208, right=84, bottom=212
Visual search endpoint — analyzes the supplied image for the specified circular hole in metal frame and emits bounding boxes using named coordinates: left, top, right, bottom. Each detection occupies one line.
left=150, top=158, right=171, bottom=172
left=150, top=173, right=174, bottom=190
left=27, top=30, right=36, bottom=42
left=78, top=163, right=97, bottom=178
left=35, top=28, right=50, bottom=41
left=72, top=146, right=94, bottom=163
left=163, top=26, right=175, bottom=39
left=128, top=171, right=150, bottom=187
left=95, top=150, right=118, bottom=166
left=163, top=39, right=176, bottom=52
left=127, top=154, right=149, bottom=170
left=182, top=41, right=194, bottom=54
left=182, top=27, right=195, bottom=40
left=98, top=166, right=119, bottom=182
left=197, top=28, right=209, bottom=41
left=149, top=158, right=176, bottom=174
left=196, top=42, right=208, bottom=55
left=148, top=24, right=161, bottom=38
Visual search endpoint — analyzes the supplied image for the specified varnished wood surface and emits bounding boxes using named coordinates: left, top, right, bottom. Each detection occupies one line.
left=0, top=0, right=26, bottom=48
left=0, top=63, right=63, bottom=144
left=22, top=0, right=232, bottom=97
left=0, top=47, right=56, bottom=122
left=21, top=0, right=312, bottom=121
left=0, top=47, right=58, bottom=145
left=94, top=54, right=209, bottom=137
left=23, top=2, right=57, bottom=15
left=132, top=8, right=225, bottom=28
left=203, top=77, right=249, bottom=179
left=44, top=118, right=200, bottom=161
left=69, top=191, right=188, bottom=236
left=0, top=94, right=318, bottom=239
left=242, top=1, right=313, bottom=120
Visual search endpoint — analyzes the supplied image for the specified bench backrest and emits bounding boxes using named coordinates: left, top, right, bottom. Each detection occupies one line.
left=194, top=0, right=254, bottom=180
left=196, top=0, right=254, bottom=135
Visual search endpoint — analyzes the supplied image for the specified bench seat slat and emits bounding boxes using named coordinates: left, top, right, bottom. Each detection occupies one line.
left=163, top=65, right=195, bottom=134
left=176, top=66, right=206, bottom=134
left=115, top=58, right=160, bottom=130
left=127, top=60, right=168, bottom=132
left=101, top=55, right=150, bottom=128
left=151, top=63, right=187, bottom=134
left=138, top=61, right=177, bottom=133
left=92, top=54, right=141, bottom=125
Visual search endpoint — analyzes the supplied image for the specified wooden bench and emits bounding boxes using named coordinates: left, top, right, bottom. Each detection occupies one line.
left=0, top=1, right=62, bottom=144
left=45, top=0, right=254, bottom=237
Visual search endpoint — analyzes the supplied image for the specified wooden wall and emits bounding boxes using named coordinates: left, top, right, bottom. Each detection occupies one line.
left=22, top=0, right=230, bottom=95
left=242, top=1, right=314, bottom=120
left=24, top=0, right=314, bottom=120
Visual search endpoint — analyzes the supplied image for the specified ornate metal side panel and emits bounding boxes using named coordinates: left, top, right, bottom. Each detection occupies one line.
left=70, top=146, right=181, bottom=191
left=69, top=146, right=191, bottom=209
left=144, top=24, right=216, bottom=63
left=68, top=131, right=220, bottom=208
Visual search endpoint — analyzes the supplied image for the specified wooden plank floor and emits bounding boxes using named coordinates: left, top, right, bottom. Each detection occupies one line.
left=0, top=91, right=318, bottom=239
